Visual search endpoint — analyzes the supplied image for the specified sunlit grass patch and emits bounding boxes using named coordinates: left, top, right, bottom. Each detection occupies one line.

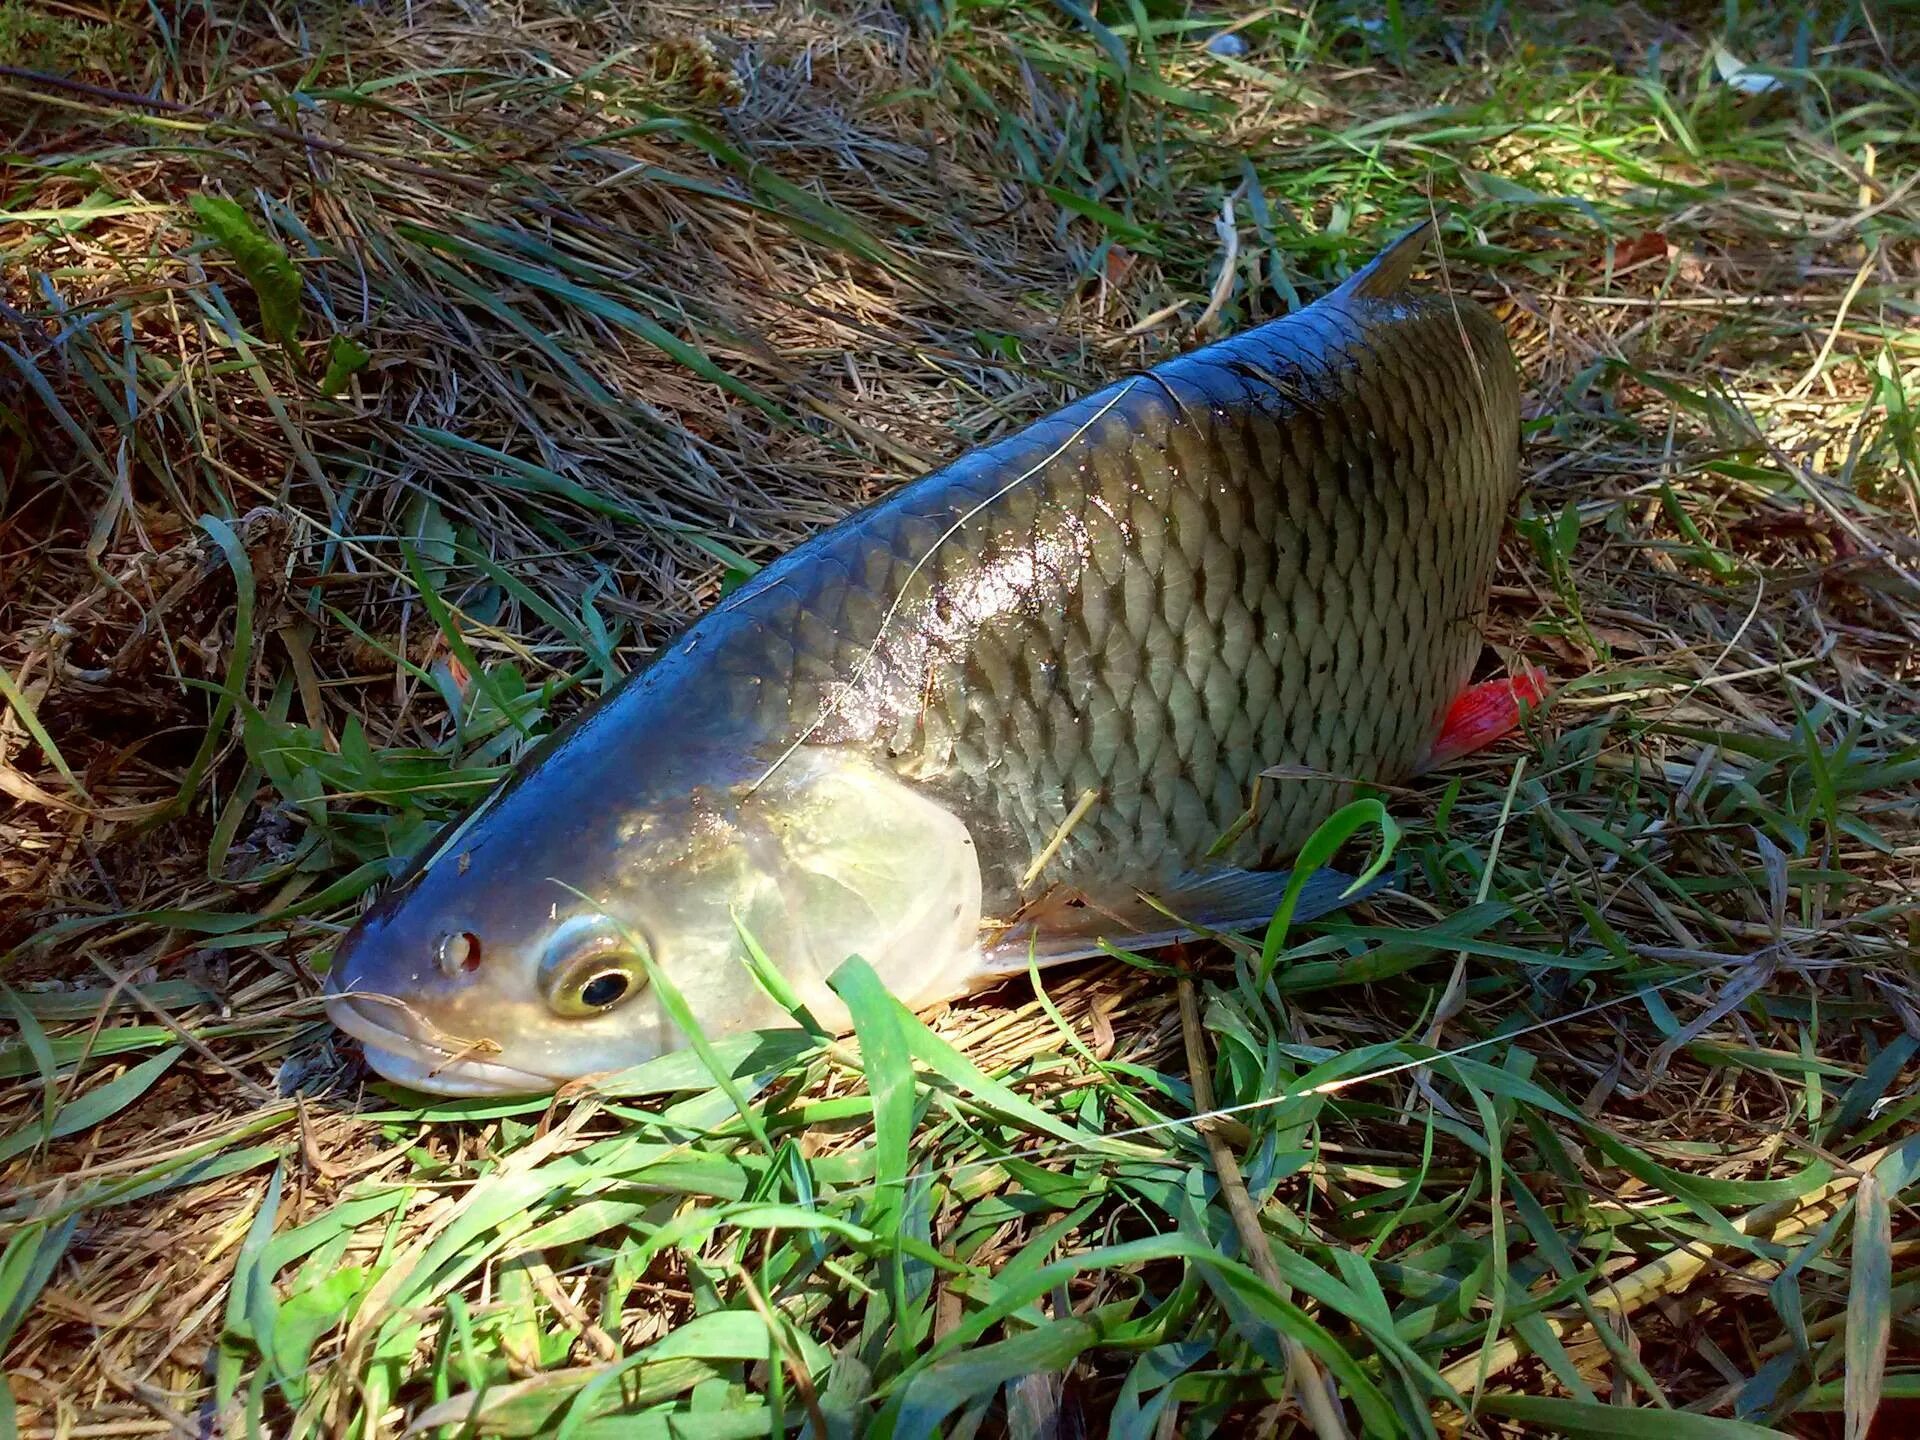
left=2, top=1, right=1918, bottom=1436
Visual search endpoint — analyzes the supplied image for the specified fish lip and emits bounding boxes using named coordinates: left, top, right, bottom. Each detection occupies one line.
left=323, top=990, right=559, bottom=1097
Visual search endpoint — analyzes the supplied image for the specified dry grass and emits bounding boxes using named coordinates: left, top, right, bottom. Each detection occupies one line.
left=3, top=1, right=1919, bottom=1436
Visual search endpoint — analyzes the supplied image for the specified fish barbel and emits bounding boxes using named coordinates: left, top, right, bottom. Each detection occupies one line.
left=324, top=221, right=1524, bottom=1095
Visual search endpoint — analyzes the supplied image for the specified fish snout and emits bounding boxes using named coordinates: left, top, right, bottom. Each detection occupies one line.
left=323, top=986, right=563, bottom=1095
left=323, top=872, right=495, bottom=1003
left=321, top=881, right=586, bottom=1094
left=322, top=940, right=562, bottom=1096
left=321, top=906, right=455, bottom=1060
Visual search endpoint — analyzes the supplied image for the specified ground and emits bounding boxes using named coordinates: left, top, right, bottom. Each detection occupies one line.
left=2, top=1, right=1918, bottom=1437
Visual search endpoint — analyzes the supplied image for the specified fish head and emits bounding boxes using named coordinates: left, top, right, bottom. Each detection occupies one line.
left=323, top=742, right=983, bottom=1096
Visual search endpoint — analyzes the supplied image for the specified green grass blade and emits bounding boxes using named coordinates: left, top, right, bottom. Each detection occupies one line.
left=1260, top=798, right=1401, bottom=983
left=0, top=1216, right=80, bottom=1354
left=160, top=515, right=257, bottom=819
left=1475, top=1394, right=1787, bottom=1437
left=0, top=1045, right=185, bottom=1165
left=1846, top=1170, right=1892, bottom=1440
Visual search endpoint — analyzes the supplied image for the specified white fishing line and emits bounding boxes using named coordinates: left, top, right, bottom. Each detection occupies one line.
left=747, top=378, right=1144, bottom=794
left=1027, top=970, right=1693, bottom=1153
left=722, top=964, right=1718, bottom=1201
left=520, top=965, right=1724, bottom=1310
left=892, top=968, right=1704, bottom=1190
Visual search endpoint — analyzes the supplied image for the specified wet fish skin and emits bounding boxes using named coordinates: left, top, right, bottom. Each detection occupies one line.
left=323, top=224, right=1522, bottom=1095
left=680, top=272, right=1520, bottom=917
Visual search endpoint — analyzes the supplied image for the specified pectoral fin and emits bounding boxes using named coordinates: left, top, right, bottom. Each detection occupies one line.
left=976, top=865, right=1389, bottom=977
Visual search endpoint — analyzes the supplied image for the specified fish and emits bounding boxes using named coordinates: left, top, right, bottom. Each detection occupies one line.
left=323, top=220, right=1526, bottom=1096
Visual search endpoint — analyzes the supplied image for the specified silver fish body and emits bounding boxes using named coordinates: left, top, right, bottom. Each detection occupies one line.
left=324, top=223, right=1522, bottom=1094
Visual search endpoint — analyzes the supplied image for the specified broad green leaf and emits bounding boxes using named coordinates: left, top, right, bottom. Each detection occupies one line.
left=592, top=1028, right=817, bottom=1099
left=414, top=1360, right=724, bottom=1437
left=1040, top=182, right=1155, bottom=245
left=217, top=1162, right=285, bottom=1408
left=830, top=956, right=919, bottom=1225
left=890, top=1319, right=1101, bottom=1440
left=270, top=1267, right=369, bottom=1396
left=0, top=660, right=82, bottom=796
left=0, top=985, right=57, bottom=1139
left=881, top=971, right=1132, bottom=1156
left=0, top=1216, right=79, bottom=1353
left=0, top=1045, right=185, bottom=1164
left=1260, top=798, right=1400, bottom=983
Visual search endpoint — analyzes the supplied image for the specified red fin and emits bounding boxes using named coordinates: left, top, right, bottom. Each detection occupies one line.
left=1425, top=665, right=1551, bottom=768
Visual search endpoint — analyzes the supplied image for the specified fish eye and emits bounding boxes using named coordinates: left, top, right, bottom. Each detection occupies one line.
left=539, top=917, right=649, bottom=1018
left=547, top=954, right=643, bottom=1017
left=578, top=970, right=632, bottom=1009
left=435, top=931, right=482, bottom=976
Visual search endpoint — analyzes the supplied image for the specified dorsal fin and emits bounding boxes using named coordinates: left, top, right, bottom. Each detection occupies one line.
left=1331, top=218, right=1437, bottom=303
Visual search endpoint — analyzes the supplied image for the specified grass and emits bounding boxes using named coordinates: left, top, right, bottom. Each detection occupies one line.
left=2, top=0, right=1918, bottom=1435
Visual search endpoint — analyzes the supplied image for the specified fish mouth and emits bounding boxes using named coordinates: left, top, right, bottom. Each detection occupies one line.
left=323, top=990, right=560, bottom=1097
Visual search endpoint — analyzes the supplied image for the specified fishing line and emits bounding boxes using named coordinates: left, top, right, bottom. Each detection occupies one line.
left=747, top=378, right=1144, bottom=794
left=517, top=963, right=1729, bottom=1309
left=742, top=963, right=1722, bottom=1201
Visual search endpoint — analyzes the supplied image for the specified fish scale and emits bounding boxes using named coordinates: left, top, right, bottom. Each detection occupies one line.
left=679, top=288, right=1519, bottom=916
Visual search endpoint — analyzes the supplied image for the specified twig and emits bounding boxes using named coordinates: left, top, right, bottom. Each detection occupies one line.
left=1019, top=786, right=1099, bottom=890
left=1192, top=195, right=1240, bottom=338
left=1787, top=245, right=1878, bottom=399
left=736, top=1260, right=833, bottom=1439
left=85, top=952, right=277, bottom=1103
left=1177, top=969, right=1350, bottom=1440
left=1731, top=400, right=1920, bottom=601
left=526, top=1261, right=620, bottom=1362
